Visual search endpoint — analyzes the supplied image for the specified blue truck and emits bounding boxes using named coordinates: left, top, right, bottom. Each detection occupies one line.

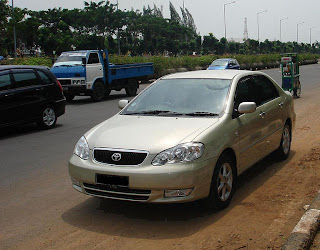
left=50, top=49, right=154, bottom=101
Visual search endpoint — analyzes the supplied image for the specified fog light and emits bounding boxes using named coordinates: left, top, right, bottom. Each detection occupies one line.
left=71, top=177, right=80, bottom=187
left=164, top=188, right=193, bottom=198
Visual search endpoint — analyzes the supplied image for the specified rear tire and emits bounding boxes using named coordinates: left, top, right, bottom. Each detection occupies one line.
left=295, top=80, right=301, bottom=98
left=125, top=79, right=138, bottom=97
left=37, top=106, right=57, bottom=129
left=65, top=94, right=75, bottom=102
left=204, top=154, right=237, bottom=210
left=91, top=81, right=105, bottom=102
left=274, top=123, right=291, bottom=160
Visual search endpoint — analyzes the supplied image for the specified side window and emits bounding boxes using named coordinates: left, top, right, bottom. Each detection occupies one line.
left=37, top=70, right=52, bottom=84
left=254, top=75, right=279, bottom=104
left=0, top=71, right=12, bottom=91
left=87, top=53, right=100, bottom=64
left=12, top=71, right=40, bottom=88
left=234, top=76, right=256, bottom=111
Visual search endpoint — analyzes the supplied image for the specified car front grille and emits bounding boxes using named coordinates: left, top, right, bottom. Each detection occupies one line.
left=93, top=148, right=148, bottom=165
left=59, top=79, right=71, bottom=85
left=83, top=183, right=151, bottom=201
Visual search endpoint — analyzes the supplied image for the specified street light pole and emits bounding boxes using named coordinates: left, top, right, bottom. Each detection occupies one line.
left=257, top=10, right=267, bottom=42
left=116, top=0, right=120, bottom=55
left=280, top=17, right=288, bottom=42
left=310, top=27, right=316, bottom=45
left=12, top=0, right=17, bottom=58
left=296, top=22, right=305, bottom=43
left=223, top=1, right=235, bottom=39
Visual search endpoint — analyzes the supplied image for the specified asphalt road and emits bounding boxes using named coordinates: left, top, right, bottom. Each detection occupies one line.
left=1, top=64, right=320, bottom=249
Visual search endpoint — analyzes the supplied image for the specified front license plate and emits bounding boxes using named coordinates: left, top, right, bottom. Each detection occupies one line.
left=96, top=174, right=129, bottom=186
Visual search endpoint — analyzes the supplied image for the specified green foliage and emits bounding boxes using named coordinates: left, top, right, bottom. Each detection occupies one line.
left=1, top=57, right=52, bottom=67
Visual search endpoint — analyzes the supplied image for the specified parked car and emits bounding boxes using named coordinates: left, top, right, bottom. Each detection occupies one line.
left=208, top=58, right=240, bottom=70
left=69, top=70, right=295, bottom=209
left=0, top=65, right=66, bottom=129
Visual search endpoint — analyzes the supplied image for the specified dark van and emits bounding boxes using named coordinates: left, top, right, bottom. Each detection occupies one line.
left=0, top=65, right=66, bottom=129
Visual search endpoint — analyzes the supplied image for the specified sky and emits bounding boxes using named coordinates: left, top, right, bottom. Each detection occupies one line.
left=13, top=0, right=320, bottom=44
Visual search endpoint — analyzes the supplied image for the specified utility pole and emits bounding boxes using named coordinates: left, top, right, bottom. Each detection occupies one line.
left=117, top=0, right=120, bottom=55
left=12, top=0, right=17, bottom=58
left=296, top=22, right=305, bottom=43
left=224, top=1, right=236, bottom=39
left=310, top=27, right=316, bottom=45
left=257, top=10, right=267, bottom=42
left=280, top=17, right=288, bottom=42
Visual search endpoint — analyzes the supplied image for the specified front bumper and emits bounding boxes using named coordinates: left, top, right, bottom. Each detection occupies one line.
left=69, top=153, right=217, bottom=203
left=62, top=85, right=92, bottom=96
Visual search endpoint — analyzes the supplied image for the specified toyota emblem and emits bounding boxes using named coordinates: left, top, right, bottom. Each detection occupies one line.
left=111, top=153, right=122, bottom=162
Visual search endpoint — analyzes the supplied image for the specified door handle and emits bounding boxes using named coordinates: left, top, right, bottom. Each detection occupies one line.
left=5, top=93, right=14, bottom=97
left=279, top=102, right=284, bottom=108
left=36, top=88, right=44, bottom=91
left=259, top=111, right=266, bottom=118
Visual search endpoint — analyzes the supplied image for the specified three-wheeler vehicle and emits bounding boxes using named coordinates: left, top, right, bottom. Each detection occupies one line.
left=280, top=53, right=301, bottom=98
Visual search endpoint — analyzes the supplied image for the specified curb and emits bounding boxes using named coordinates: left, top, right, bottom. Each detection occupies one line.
left=282, top=191, right=320, bottom=250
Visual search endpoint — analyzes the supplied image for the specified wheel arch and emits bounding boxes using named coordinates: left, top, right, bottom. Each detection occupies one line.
left=219, top=147, right=237, bottom=173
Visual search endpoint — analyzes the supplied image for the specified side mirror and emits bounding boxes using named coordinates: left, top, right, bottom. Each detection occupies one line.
left=118, top=99, right=129, bottom=109
left=238, top=102, right=256, bottom=114
left=82, top=58, right=86, bottom=65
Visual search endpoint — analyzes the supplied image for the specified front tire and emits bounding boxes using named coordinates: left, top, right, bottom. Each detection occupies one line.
left=205, top=154, right=237, bottom=210
left=37, top=106, right=57, bottom=129
left=91, top=81, right=105, bottom=102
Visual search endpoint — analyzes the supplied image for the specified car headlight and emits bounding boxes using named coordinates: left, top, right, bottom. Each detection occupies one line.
left=74, top=136, right=90, bottom=160
left=152, top=143, right=204, bottom=166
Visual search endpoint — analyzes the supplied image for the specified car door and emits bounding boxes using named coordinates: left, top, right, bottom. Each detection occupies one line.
left=86, top=52, right=103, bottom=85
left=253, top=75, right=283, bottom=154
left=233, top=75, right=268, bottom=171
left=0, top=70, right=16, bottom=126
left=11, top=69, right=44, bottom=122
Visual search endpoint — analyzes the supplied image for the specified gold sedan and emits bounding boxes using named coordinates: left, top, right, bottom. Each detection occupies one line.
left=69, top=70, right=295, bottom=209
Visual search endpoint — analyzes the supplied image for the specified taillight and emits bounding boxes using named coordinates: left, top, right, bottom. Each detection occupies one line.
left=57, top=80, right=63, bottom=93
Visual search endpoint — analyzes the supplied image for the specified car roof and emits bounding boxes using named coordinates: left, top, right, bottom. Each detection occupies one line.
left=161, top=70, right=253, bottom=80
left=0, top=65, right=50, bottom=72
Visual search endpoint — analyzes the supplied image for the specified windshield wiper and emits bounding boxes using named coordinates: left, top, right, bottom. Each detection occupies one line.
left=184, top=112, right=219, bottom=117
left=124, top=110, right=184, bottom=116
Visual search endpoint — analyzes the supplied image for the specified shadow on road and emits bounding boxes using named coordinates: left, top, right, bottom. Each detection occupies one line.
left=0, top=123, right=63, bottom=140
left=62, top=151, right=295, bottom=239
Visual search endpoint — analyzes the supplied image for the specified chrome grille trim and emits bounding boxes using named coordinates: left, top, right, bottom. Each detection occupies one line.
left=83, top=183, right=150, bottom=201
left=93, top=147, right=149, bottom=166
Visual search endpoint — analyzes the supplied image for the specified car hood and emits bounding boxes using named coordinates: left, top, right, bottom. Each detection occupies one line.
left=50, top=64, right=86, bottom=78
left=85, top=114, right=219, bottom=154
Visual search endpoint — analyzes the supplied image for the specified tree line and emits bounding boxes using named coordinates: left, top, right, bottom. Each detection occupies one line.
left=0, top=0, right=319, bottom=57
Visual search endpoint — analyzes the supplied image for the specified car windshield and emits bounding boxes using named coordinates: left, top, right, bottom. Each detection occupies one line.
left=210, top=60, right=229, bottom=67
left=122, top=78, right=231, bottom=116
left=56, top=53, right=86, bottom=63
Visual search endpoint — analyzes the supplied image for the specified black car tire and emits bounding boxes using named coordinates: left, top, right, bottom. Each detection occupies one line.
left=274, top=123, right=291, bottom=160
left=125, top=79, right=138, bottom=97
left=37, top=106, right=57, bottom=129
left=65, top=94, right=75, bottom=102
left=91, top=81, right=105, bottom=102
left=204, top=154, right=237, bottom=210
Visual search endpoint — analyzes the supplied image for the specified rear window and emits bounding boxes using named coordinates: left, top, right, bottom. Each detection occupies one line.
left=37, top=70, right=52, bottom=84
left=0, top=71, right=12, bottom=91
left=13, top=71, right=39, bottom=87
